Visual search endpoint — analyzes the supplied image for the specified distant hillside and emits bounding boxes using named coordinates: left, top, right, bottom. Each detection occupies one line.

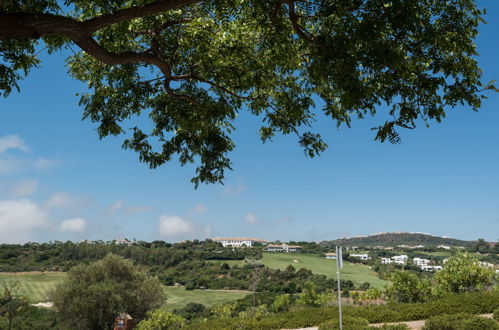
left=321, top=232, right=474, bottom=248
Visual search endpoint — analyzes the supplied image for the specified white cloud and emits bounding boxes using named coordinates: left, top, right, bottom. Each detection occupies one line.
left=44, top=192, right=74, bottom=209
left=10, top=179, right=39, bottom=197
left=34, top=158, right=60, bottom=170
left=0, top=135, right=29, bottom=154
left=0, top=157, right=25, bottom=175
left=0, top=199, right=48, bottom=243
left=243, top=212, right=259, bottom=224
left=60, top=218, right=86, bottom=232
left=188, top=204, right=207, bottom=217
left=158, top=215, right=211, bottom=239
left=108, top=200, right=124, bottom=213
left=221, top=183, right=247, bottom=198
left=105, top=200, right=151, bottom=216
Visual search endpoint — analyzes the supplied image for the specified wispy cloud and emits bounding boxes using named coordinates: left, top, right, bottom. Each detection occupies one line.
left=44, top=192, right=90, bottom=212
left=158, top=215, right=211, bottom=240
left=0, top=135, right=29, bottom=154
left=187, top=204, right=207, bottom=217
left=0, top=199, right=48, bottom=243
left=10, top=179, right=39, bottom=197
left=60, top=217, right=87, bottom=232
left=105, top=200, right=151, bottom=216
left=34, top=157, right=60, bottom=170
left=0, top=157, right=25, bottom=175
left=220, top=182, right=247, bottom=198
left=243, top=212, right=259, bottom=224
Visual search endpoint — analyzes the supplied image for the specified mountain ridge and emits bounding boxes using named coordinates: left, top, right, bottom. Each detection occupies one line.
left=320, top=232, right=477, bottom=247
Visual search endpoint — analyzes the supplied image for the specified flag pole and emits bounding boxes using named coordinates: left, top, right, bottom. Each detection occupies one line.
left=336, top=245, right=343, bottom=330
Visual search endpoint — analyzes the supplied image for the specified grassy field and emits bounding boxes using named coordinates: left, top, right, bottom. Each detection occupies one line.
left=0, top=272, right=66, bottom=303
left=0, top=272, right=249, bottom=310
left=162, top=287, right=250, bottom=311
left=226, top=253, right=388, bottom=288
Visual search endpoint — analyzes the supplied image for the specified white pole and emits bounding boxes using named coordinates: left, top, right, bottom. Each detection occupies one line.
left=336, top=246, right=343, bottom=330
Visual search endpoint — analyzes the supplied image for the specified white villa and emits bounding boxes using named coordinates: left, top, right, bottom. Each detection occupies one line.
left=349, top=253, right=369, bottom=261
left=266, top=243, right=302, bottom=253
left=115, top=238, right=132, bottom=246
left=421, top=265, right=443, bottom=271
left=381, top=255, right=408, bottom=265
left=392, top=255, right=408, bottom=265
left=212, top=237, right=268, bottom=248
left=381, top=257, right=393, bottom=264
left=324, top=252, right=337, bottom=259
left=413, top=258, right=431, bottom=267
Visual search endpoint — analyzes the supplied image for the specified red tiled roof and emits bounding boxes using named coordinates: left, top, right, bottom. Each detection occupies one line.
left=324, top=253, right=337, bottom=256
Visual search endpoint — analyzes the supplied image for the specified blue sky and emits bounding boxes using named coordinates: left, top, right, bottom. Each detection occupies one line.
left=1, top=2, right=498, bottom=243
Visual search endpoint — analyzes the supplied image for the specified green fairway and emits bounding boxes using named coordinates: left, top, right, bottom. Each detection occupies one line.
left=227, top=253, right=388, bottom=288
left=0, top=272, right=249, bottom=310
left=162, top=287, right=250, bottom=311
left=0, top=272, right=66, bottom=303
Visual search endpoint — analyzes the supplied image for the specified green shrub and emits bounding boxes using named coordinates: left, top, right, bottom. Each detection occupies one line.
left=494, top=308, right=499, bottom=321
left=186, top=291, right=499, bottom=330
left=461, top=317, right=499, bottom=330
left=368, top=325, right=410, bottom=330
left=318, top=316, right=369, bottom=330
left=424, top=313, right=499, bottom=330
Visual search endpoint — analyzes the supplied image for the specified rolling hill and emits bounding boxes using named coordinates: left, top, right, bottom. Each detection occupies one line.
left=321, top=232, right=475, bottom=248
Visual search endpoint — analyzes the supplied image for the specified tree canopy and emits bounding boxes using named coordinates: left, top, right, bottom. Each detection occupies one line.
left=1, top=0, right=496, bottom=185
left=50, top=253, right=166, bottom=330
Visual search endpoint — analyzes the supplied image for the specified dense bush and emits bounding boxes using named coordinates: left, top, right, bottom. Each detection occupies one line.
left=0, top=240, right=259, bottom=272
left=0, top=306, right=60, bottom=329
left=423, top=313, right=499, bottom=330
left=494, top=308, right=499, bottom=321
left=368, top=325, right=410, bottom=330
left=186, top=291, right=499, bottom=329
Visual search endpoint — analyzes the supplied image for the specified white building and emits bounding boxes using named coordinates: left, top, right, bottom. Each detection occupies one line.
left=381, top=255, right=408, bottom=265
left=421, top=265, right=442, bottom=272
left=381, top=257, right=393, bottom=264
left=324, top=252, right=337, bottom=259
left=266, top=243, right=302, bottom=253
left=115, top=238, right=132, bottom=246
left=212, top=237, right=268, bottom=248
left=349, top=254, right=369, bottom=261
left=392, top=255, right=408, bottom=265
left=413, top=258, right=431, bottom=267
left=437, top=245, right=451, bottom=250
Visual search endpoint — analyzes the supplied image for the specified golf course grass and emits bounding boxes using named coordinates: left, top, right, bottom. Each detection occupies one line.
left=0, top=272, right=250, bottom=310
left=162, top=287, right=250, bottom=311
left=0, top=272, right=66, bottom=303
left=226, top=252, right=388, bottom=288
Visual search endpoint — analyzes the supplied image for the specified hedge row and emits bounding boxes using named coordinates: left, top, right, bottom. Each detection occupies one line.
left=423, top=313, right=499, bottom=330
left=186, top=291, right=499, bottom=329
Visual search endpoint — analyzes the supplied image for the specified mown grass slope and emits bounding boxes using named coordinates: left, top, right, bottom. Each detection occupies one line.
left=0, top=272, right=250, bottom=310
left=0, top=272, right=66, bottom=303
left=162, top=287, right=250, bottom=311
left=227, top=252, right=388, bottom=288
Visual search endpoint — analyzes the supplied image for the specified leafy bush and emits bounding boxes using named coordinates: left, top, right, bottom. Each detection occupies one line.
left=186, top=291, right=499, bottom=329
left=136, top=310, right=185, bottom=330
left=368, top=325, right=410, bottom=330
left=423, top=313, right=499, bottom=330
left=318, top=316, right=369, bottom=329
left=494, top=308, right=499, bottom=321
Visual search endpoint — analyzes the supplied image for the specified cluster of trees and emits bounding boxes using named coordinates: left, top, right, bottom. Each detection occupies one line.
left=0, top=240, right=259, bottom=272
left=383, top=253, right=497, bottom=304
left=159, top=260, right=356, bottom=293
